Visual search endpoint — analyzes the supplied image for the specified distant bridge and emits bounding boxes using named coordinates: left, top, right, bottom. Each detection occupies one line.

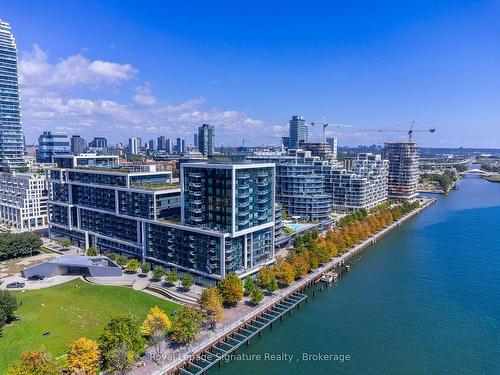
left=461, top=168, right=491, bottom=176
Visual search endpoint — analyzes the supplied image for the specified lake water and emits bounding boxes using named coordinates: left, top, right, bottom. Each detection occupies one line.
left=211, top=175, right=500, bottom=374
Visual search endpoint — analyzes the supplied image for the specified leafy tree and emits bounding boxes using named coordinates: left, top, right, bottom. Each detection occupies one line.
left=250, top=287, right=264, bottom=305
left=0, top=290, right=18, bottom=327
left=0, top=232, right=43, bottom=261
left=181, top=274, right=194, bottom=290
left=217, top=273, right=244, bottom=306
left=152, top=266, right=164, bottom=281
left=125, top=259, right=140, bottom=273
left=199, top=287, right=223, bottom=323
left=267, top=278, right=279, bottom=293
left=243, top=276, right=256, bottom=295
left=6, top=349, right=62, bottom=375
left=107, top=342, right=133, bottom=375
left=165, top=270, right=178, bottom=285
left=18, top=165, right=29, bottom=173
left=67, top=337, right=101, bottom=375
left=140, top=306, right=171, bottom=336
left=140, top=263, right=151, bottom=275
left=169, top=307, right=204, bottom=344
left=257, top=266, right=276, bottom=290
left=60, top=238, right=72, bottom=250
left=86, top=246, right=97, bottom=256
left=98, top=315, right=145, bottom=368
left=273, top=258, right=296, bottom=286
left=114, top=255, right=128, bottom=267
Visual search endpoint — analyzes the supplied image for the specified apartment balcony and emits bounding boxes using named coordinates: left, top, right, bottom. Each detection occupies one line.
left=189, top=182, right=202, bottom=188
left=238, top=210, right=250, bottom=217
left=257, top=198, right=269, bottom=204
left=257, top=182, right=269, bottom=187
left=257, top=172, right=269, bottom=177
left=237, top=183, right=250, bottom=189
left=238, top=201, right=250, bottom=208
left=237, top=174, right=250, bottom=180
left=189, top=215, right=203, bottom=223
left=238, top=218, right=250, bottom=226
left=188, top=173, right=203, bottom=178
left=189, top=190, right=202, bottom=197
left=190, top=208, right=202, bottom=214
left=258, top=190, right=268, bottom=196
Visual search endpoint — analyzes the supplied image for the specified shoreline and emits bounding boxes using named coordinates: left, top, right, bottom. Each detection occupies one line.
left=151, top=197, right=436, bottom=375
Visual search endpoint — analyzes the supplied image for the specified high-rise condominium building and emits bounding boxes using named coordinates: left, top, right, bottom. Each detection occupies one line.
left=289, top=115, right=308, bottom=149
left=37, top=131, right=70, bottom=163
left=70, top=135, right=87, bottom=155
left=193, top=133, right=199, bottom=148
left=198, top=123, right=215, bottom=156
left=0, top=20, right=24, bottom=172
left=165, top=138, right=173, bottom=154
left=128, top=137, right=141, bottom=155
left=384, top=142, right=419, bottom=199
left=46, top=155, right=275, bottom=282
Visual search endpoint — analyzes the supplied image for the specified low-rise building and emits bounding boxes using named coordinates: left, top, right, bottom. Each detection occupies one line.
left=0, top=172, right=48, bottom=231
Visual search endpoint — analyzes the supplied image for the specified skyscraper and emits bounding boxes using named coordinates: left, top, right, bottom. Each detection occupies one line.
left=0, top=20, right=24, bottom=172
left=70, top=135, right=87, bottom=155
left=165, top=138, right=173, bottom=154
left=157, top=135, right=166, bottom=151
left=176, top=137, right=185, bottom=154
left=384, top=142, right=419, bottom=199
left=289, top=115, right=308, bottom=149
left=198, top=123, right=215, bottom=156
left=193, top=133, right=199, bottom=148
left=128, top=137, right=141, bottom=155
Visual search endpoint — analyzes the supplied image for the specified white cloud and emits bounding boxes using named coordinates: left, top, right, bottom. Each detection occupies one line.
left=18, top=45, right=279, bottom=145
left=19, top=44, right=137, bottom=91
left=133, top=83, right=157, bottom=105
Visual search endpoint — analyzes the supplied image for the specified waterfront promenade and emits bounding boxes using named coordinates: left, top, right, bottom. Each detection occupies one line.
left=141, top=197, right=435, bottom=375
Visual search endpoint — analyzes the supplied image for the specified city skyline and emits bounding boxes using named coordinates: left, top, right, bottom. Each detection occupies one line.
left=2, top=1, right=500, bottom=148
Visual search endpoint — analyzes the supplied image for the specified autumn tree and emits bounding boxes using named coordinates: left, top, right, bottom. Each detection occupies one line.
left=141, top=306, right=172, bottom=336
left=199, top=287, right=223, bottom=323
left=6, top=349, right=62, bottom=375
left=287, top=253, right=309, bottom=278
left=67, top=337, right=101, bottom=375
left=273, top=257, right=296, bottom=286
left=257, top=266, right=276, bottom=290
left=169, top=307, right=204, bottom=344
left=217, top=273, right=244, bottom=306
left=125, top=259, right=140, bottom=273
left=140, top=306, right=171, bottom=357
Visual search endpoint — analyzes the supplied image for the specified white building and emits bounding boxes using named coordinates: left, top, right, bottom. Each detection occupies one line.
left=128, top=137, right=141, bottom=155
left=328, top=153, right=388, bottom=212
left=326, top=137, right=338, bottom=159
left=0, top=172, right=48, bottom=231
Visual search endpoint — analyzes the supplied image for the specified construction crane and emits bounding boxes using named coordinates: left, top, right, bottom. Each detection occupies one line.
left=363, top=121, right=436, bottom=142
left=310, top=122, right=351, bottom=143
left=241, top=139, right=250, bottom=147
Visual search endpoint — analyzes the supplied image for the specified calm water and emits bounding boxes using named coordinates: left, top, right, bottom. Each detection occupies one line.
left=212, top=175, right=500, bottom=375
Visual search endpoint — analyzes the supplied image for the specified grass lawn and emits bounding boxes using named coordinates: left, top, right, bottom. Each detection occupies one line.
left=0, top=279, right=180, bottom=373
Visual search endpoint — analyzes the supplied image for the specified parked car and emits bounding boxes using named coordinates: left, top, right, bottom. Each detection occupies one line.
left=28, top=275, right=44, bottom=281
left=6, top=282, right=25, bottom=288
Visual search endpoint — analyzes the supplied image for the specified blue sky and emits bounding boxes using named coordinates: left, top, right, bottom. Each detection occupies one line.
left=2, top=0, right=499, bottom=147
